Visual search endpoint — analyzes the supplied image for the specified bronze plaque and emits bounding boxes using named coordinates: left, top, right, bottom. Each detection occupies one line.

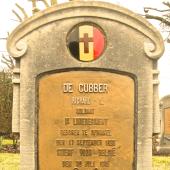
left=38, top=71, right=135, bottom=170
left=164, top=108, right=170, bottom=135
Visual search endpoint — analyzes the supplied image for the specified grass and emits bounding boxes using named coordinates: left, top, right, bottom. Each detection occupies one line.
left=0, top=154, right=170, bottom=169
left=153, top=156, right=170, bottom=170
left=0, top=153, right=19, bottom=170
left=2, top=140, right=13, bottom=146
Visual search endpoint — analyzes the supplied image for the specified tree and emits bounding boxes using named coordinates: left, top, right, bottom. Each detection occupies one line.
left=0, top=70, right=13, bottom=134
left=144, top=1, right=170, bottom=42
left=1, top=54, right=15, bottom=70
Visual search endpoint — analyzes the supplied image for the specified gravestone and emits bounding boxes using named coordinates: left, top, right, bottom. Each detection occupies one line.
left=7, top=1, right=164, bottom=170
left=156, top=95, right=170, bottom=154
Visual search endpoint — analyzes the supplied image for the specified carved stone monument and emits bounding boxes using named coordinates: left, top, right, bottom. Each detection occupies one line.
left=156, top=95, right=170, bottom=154
left=7, top=1, right=164, bottom=170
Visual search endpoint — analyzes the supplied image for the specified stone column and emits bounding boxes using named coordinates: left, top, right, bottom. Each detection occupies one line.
left=12, top=60, right=20, bottom=133
left=153, top=61, right=160, bottom=134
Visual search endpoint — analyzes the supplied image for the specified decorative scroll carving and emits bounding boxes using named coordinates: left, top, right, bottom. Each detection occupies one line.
left=144, top=41, right=155, bottom=54
left=144, top=41, right=164, bottom=59
left=7, top=40, right=28, bottom=59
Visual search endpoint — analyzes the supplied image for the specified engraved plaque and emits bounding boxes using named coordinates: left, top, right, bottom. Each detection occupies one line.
left=38, top=71, right=135, bottom=170
left=164, top=108, right=170, bottom=135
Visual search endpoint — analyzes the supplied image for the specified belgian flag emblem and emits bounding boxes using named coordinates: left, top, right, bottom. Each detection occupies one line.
left=68, top=24, right=105, bottom=62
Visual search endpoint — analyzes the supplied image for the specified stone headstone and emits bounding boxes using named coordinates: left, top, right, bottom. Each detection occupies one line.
left=156, top=95, right=170, bottom=154
left=7, top=1, right=164, bottom=170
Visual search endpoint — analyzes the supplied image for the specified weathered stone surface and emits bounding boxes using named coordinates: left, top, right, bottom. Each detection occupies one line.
left=156, top=95, right=170, bottom=154
left=7, top=1, right=164, bottom=170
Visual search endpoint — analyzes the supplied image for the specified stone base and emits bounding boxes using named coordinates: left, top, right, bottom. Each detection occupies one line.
left=156, top=145, right=170, bottom=154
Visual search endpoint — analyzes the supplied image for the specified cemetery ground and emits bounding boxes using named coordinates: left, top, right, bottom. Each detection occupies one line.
left=0, top=155, right=170, bottom=170
left=0, top=139, right=170, bottom=170
left=0, top=138, right=19, bottom=169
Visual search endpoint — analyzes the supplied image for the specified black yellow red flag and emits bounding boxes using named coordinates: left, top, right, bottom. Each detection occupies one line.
left=68, top=24, right=105, bottom=61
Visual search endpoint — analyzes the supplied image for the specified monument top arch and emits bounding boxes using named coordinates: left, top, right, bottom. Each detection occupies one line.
left=7, top=1, right=164, bottom=59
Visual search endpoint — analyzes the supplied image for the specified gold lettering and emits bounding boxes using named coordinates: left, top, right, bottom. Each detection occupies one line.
left=62, top=161, right=72, bottom=167
left=100, top=161, right=110, bottom=167
left=77, top=140, right=102, bottom=146
left=76, top=108, right=94, bottom=114
left=56, top=140, right=65, bottom=146
left=79, top=149, right=92, bottom=156
left=105, top=140, right=116, bottom=146
left=63, top=83, right=73, bottom=93
left=57, top=149, right=74, bottom=156
left=91, top=130, right=112, bottom=136
left=72, top=97, right=91, bottom=105
left=78, top=83, right=108, bottom=93
left=84, top=161, right=95, bottom=167
left=60, top=130, right=80, bottom=136
left=73, top=118, right=108, bottom=125
left=98, top=149, right=116, bottom=157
